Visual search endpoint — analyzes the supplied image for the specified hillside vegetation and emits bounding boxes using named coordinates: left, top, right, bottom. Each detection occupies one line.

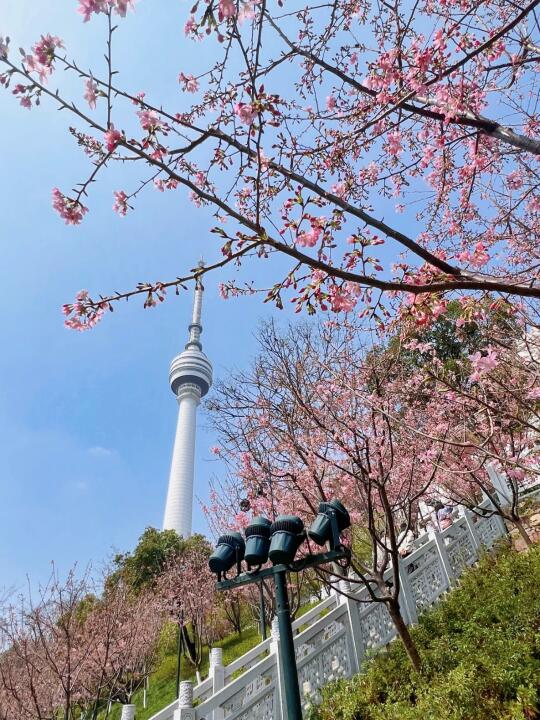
left=309, top=544, right=540, bottom=720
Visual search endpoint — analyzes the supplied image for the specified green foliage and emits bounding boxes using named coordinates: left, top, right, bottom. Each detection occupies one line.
left=389, top=299, right=518, bottom=383
left=106, top=528, right=210, bottom=594
left=308, top=545, right=540, bottom=720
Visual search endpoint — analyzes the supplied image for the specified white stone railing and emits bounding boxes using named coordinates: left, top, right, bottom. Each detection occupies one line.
left=153, top=503, right=507, bottom=720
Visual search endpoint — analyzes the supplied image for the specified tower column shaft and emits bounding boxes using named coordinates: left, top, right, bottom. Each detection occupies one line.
left=163, top=385, right=201, bottom=537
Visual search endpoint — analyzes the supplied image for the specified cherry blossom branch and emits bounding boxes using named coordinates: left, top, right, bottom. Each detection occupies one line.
left=264, top=11, right=540, bottom=155
left=51, top=56, right=540, bottom=290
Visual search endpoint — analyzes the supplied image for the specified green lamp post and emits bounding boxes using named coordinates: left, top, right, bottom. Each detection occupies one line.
left=208, top=500, right=351, bottom=719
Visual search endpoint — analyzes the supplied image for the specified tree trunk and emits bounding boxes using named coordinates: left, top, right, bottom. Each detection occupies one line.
left=513, top=517, right=533, bottom=547
left=182, top=626, right=197, bottom=665
left=387, top=600, right=422, bottom=672
left=90, top=689, right=102, bottom=720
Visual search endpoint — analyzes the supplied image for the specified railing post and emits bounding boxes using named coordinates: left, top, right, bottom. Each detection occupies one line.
left=398, top=559, right=418, bottom=625
left=464, top=509, right=482, bottom=552
left=175, top=681, right=195, bottom=720
left=433, top=530, right=454, bottom=588
left=338, top=578, right=365, bottom=673
left=209, top=648, right=225, bottom=720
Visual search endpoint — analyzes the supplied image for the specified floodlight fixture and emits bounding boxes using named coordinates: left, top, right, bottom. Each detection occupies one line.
left=244, top=516, right=272, bottom=569
left=268, top=515, right=305, bottom=565
left=307, top=499, right=350, bottom=549
left=208, top=532, right=245, bottom=579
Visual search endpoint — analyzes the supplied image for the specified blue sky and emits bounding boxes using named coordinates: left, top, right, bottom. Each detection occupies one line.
left=0, top=1, right=298, bottom=594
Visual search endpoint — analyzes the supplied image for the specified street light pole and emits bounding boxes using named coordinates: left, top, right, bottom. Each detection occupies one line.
left=259, top=582, right=267, bottom=641
left=210, top=503, right=351, bottom=720
left=175, top=611, right=184, bottom=699
left=274, top=569, right=303, bottom=720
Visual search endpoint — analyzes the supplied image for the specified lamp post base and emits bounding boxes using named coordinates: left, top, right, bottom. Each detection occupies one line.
left=274, top=569, right=303, bottom=720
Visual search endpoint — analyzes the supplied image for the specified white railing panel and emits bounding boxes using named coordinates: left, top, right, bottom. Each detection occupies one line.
left=149, top=698, right=177, bottom=720
left=292, top=594, right=337, bottom=634
left=406, top=542, right=448, bottom=609
left=224, top=637, right=272, bottom=682
left=357, top=599, right=397, bottom=654
left=294, top=604, right=353, bottom=714
left=476, top=513, right=504, bottom=548
left=195, top=653, right=279, bottom=720
left=444, top=518, right=477, bottom=576
left=193, top=676, right=213, bottom=703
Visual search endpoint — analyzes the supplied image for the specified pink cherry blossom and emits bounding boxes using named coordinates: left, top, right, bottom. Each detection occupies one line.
left=470, top=242, right=490, bottom=268
left=219, top=283, right=228, bottom=299
left=506, top=171, right=523, bottom=190
left=77, top=0, right=135, bottom=22
left=178, top=72, right=199, bottom=93
left=104, top=125, right=122, bottom=152
left=84, top=78, right=98, bottom=109
left=113, top=190, right=129, bottom=216
left=219, top=0, right=236, bottom=19
left=184, top=16, right=197, bottom=35
left=385, top=130, right=403, bottom=156
left=331, top=182, right=346, bottom=198
left=326, top=95, right=336, bottom=111
left=234, top=102, right=256, bottom=125
left=77, top=0, right=108, bottom=22
left=51, top=188, right=88, bottom=225
left=296, top=220, right=322, bottom=248
left=131, top=91, right=146, bottom=105
left=468, top=346, right=499, bottom=382
left=329, top=282, right=360, bottom=312
left=114, top=0, right=135, bottom=18
left=32, top=34, right=64, bottom=66
left=137, top=109, right=169, bottom=133
left=238, top=2, right=257, bottom=24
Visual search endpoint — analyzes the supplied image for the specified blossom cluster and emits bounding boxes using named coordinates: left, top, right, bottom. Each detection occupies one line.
left=51, top=188, right=88, bottom=225
left=468, top=347, right=498, bottom=382
left=113, top=190, right=129, bottom=216
left=17, top=34, right=64, bottom=93
left=77, top=0, right=135, bottom=22
left=62, top=290, right=106, bottom=331
left=178, top=72, right=199, bottom=93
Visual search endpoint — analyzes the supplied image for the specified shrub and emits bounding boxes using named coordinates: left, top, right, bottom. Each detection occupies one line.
left=309, top=544, right=540, bottom=720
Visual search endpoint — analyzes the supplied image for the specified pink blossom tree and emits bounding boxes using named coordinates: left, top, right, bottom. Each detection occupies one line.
left=386, top=299, right=540, bottom=544
left=2, top=2, right=540, bottom=328
left=209, top=321, right=447, bottom=670
left=0, top=568, right=163, bottom=720
left=412, top=339, right=540, bottom=544
left=97, top=588, right=162, bottom=713
left=155, top=543, right=216, bottom=683
left=79, top=580, right=162, bottom=718
left=0, top=567, right=96, bottom=720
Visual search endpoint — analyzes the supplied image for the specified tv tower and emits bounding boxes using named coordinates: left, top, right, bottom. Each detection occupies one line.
left=163, top=269, right=213, bottom=537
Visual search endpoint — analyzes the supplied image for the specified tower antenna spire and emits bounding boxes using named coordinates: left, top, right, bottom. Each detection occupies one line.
left=186, top=260, right=205, bottom=350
